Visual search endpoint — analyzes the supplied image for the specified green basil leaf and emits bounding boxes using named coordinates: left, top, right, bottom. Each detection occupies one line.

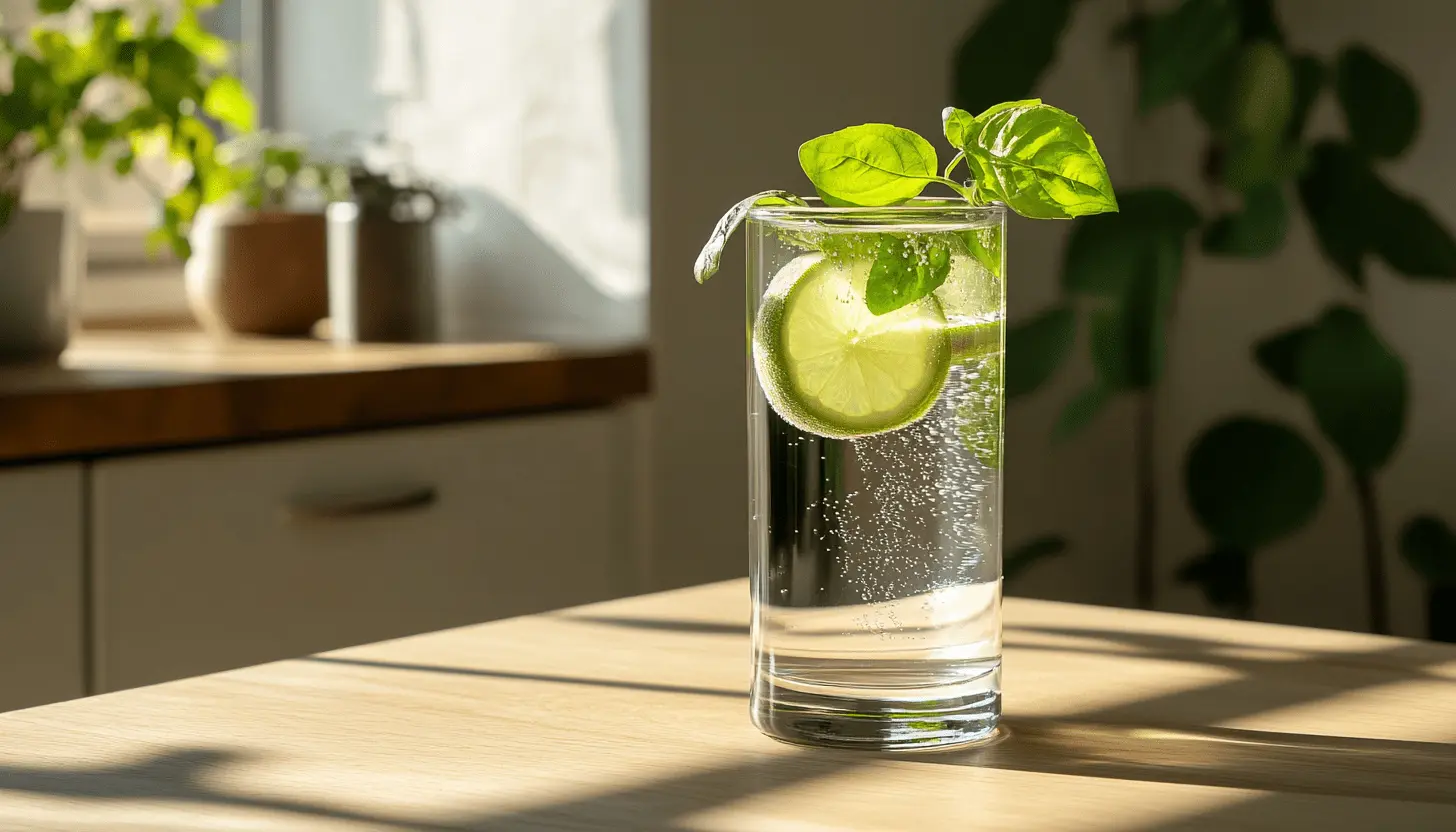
left=1139, top=0, right=1239, bottom=112
left=1052, top=384, right=1109, bottom=441
left=202, top=75, right=256, bottom=134
left=1336, top=46, right=1420, bottom=160
left=952, top=0, right=1075, bottom=117
left=1004, top=535, right=1069, bottom=583
left=942, top=107, right=977, bottom=152
left=1202, top=183, right=1288, bottom=256
left=962, top=224, right=1002, bottom=279
left=1177, top=547, right=1254, bottom=616
left=961, top=101, right=1118, bottom=219
left=1253, top=324, right=1310, bottom=390
left=864, top=235, right=952, bottom=316
left=1186, top=417, right=1324, bottom=549
left=1297, top=305, right=1407, bottom=474
left=693, top=190, right=808, bottom=283
left=798, top=124, right=938, bottom=207
left=1006, top=304, right=1076, bottom=398
left=1400, top=516, right=1456, bottom=586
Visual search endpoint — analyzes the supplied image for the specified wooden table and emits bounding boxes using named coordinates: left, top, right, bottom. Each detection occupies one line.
left=0, top=331, right=650, bottom=463
left=0, top=581, right=1453, bottom=830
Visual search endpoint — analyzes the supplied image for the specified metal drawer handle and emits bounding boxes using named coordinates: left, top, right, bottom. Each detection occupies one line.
left=287, top=485, right=439, bottom=521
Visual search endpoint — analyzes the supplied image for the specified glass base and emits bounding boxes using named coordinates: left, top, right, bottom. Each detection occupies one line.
left=751, top=677, right=1001, bottom=752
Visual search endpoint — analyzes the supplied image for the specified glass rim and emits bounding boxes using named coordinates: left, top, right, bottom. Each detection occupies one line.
left=747, top=197, right=1005, bottom=230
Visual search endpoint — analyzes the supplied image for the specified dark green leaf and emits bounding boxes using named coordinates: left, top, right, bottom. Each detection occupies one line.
left=1063, top=188, right=1199, bottom=296
left=1286, top=54, right=1325, bottom=140
left=1253, top=324, right=1310, bottom=389
left=113, top=153, right=136, bottom=177
left=37, top=0, right=76, bottom=13
left=865, top=236, right=952, bottom=316
left=1052, top=385, right=1109, bottom=441
left=1369, top=185, right=1456, bottom=280
left=1087, top=233, right=1183, bottom=390
left=1431, top=586, right=1456, bottom=643
left=960, top=101, right=1118, bottom=219
left=1006, top=305, right=1076, bottom=399
left=1186, top=417, right=1324, bottom=548
left=1336, top=46, right=1420, bottom=159
left=1233, top=0, right=1283, bottom=44
left=1399, top=515, right=1456, bottom=585
left=1202, top=183, right=1288, bottom=256
left=1297, top=142, right=1378, bottom=285
left=1139, top=0, right=1239, bottom=111
left=952, top=0, right=1075, bottom=116
left=145, top=39, right=202, bottom=116
left=1297, top=306, right=1407, bottom=473
left=798, top=124, right=937, bottom=207
left=1004, top=535, right=1069, bottom=582
left=1177, top=547, right=1253, bottom=615
left=693, top=190, right=807, bottom=283
left=0, top=191, right=15, bottom=229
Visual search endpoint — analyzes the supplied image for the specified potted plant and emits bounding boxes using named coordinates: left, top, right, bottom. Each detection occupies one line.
left=0, top=0, right=252, bottom=360
left=185, top=133, right=347, bottom=336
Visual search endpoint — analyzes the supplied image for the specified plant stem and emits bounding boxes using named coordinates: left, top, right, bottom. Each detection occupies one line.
left=1352, top=472, right=1390, bottom=635
left=1134, top=389, right=1158, bottom=610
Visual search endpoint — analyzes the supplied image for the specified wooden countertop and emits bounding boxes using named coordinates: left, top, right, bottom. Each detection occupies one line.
left=0, top=580, right=1452, bottom=830
left=0, top=331, right=650, bottom=463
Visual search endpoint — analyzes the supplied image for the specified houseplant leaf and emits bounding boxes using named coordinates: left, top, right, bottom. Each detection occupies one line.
left=1052, top=384, right=1109, bottom=441
left=1177, top=546, right=1254, bottom=615
left=1297, top=142, right=1377, bottom=285
left=1297, top=305, right=1407, bottom=474
left=1139, top=0, right=1239, bottom=111
left=1186, top=417, right=1324, bottom=548
left=1063, top=188, right=1198, bottom=295
left=1336, top=46, right=1420, bottom=159
left=1202, top=183, right=1288, bottom=256
left=1253, top=324, right=1310, bottom=389
left=952, top=0, right=1076, bottom=117
left=1399, top=515, right=1456, bottom=585
left=1370, top=185, right=1456, bottom=280
left=1006, top=304, right=1076, bottom=399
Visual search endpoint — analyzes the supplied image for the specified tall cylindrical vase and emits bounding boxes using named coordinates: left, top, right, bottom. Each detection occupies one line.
left=745, top=199, right=1007, bottom=750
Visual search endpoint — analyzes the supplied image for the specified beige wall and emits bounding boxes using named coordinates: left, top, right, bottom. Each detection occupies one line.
left=648, top=0, right=1456, bottom=638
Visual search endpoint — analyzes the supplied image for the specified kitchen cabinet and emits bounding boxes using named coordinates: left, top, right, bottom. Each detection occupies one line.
left=0, top=463, right=85, bottom=711
left=91, top=410, right=636, bottom=693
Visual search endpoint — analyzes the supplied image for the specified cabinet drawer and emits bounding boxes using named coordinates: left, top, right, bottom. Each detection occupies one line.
left=93, top=411, right=631, bottom=692
left=0, top=463, right=84, bottom=711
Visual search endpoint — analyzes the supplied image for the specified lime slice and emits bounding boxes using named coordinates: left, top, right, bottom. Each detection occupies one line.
left=753, top=254, right=952, bottom=439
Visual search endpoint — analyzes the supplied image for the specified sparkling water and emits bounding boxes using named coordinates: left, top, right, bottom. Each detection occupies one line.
left=748, top=351, right=1004, bottom=748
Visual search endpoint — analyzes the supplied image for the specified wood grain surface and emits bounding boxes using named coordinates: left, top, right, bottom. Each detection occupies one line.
left=0, top=331, right=650, bottom=463
left=0, top=580, right=1452, bottom=830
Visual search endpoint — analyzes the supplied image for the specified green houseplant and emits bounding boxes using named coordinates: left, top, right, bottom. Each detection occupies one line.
left=0, top=0, right=253, bottom=356
left=960, top=0, right=1456, bottom=639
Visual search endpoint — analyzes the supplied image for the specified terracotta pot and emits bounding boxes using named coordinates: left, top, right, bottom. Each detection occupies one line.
left=187, top=208, right=328, bottom=336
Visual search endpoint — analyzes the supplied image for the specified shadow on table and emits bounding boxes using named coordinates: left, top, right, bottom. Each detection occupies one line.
left=554, top=614, right=750, bottom=637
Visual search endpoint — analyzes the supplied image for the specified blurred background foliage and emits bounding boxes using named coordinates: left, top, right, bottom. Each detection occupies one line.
left=968, top=0, right=1456, bottom=641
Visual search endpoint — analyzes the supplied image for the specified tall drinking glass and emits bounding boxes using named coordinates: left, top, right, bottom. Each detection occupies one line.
left=745, top=200, right=1006, bottom=750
